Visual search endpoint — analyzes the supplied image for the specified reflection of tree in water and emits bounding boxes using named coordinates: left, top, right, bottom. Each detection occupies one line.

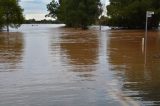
left=108, top=30, right=160, bottom=105
left=59, top=29, right=99, bottom=79
left=0, top=32, right=24, bottom=72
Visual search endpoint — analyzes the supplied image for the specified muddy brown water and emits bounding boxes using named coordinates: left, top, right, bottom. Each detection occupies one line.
left=0, top=24, right=160, bottom=106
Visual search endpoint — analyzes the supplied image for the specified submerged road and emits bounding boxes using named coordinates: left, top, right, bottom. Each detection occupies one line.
left=0, top=24, right=160, bottom=106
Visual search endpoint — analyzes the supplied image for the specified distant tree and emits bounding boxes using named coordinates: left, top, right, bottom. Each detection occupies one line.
left=107, top=0, right=160, bottom=29
left=46, top=0, right=102, bottom=29
left=0, top=0, right=24, bottom=32
left=24, top=19, right=61, bottom=24
left=99, top=16, right=110, bottom=25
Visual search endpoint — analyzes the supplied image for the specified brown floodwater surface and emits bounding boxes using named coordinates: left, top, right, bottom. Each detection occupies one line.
left=0, top=24, right=160, bottom=106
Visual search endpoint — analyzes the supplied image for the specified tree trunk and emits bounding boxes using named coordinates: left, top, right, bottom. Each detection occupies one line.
left=7, top=25, right=9, bottom=32
left=6, top=13, right=9, bottom=32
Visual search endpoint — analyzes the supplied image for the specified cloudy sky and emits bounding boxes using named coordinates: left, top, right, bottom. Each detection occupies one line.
left=20, top=0, right=109, bottom=20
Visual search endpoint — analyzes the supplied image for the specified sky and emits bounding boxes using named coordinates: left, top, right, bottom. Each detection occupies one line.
left=20, top=0, right=109, bottom=20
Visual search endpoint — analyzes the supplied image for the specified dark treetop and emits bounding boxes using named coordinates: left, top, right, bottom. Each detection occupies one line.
left=106, top=0, right=160, bottom=29
left=46, top=0, right=102, bottom=29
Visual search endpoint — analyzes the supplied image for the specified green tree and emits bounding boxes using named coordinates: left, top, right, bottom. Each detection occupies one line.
left=45, top=0, right=59, bottom=19
left=107, top=0, right=160, bottom=29
left=0, top=8, right=4, bottom=29
left=46, top=0, right=102, bottom=29
left=0, top=0, right=24, bottom=32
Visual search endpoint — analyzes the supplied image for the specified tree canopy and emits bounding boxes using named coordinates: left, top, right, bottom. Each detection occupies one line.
left=107, top=0, right=160, bottom=29
left=0, top=0, right=24, bottom=31
left=46, top=0, right=102, bottom=29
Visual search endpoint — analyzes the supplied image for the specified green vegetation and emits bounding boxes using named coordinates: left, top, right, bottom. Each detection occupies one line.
left=24, top=19, right=62, bottom=24
left=107, top=0, right=160, bottom=29
left=99, top=16, right=110, bottom=25
left=46, top=0, right=102, bottom=29
left=0, top=0, right=24, bottom=32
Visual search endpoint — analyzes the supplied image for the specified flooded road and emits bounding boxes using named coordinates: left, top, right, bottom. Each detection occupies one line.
left=0, top=24, right=160, bottom=106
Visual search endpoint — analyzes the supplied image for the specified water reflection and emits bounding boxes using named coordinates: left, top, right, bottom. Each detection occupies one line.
left=108, top=30, right=160, bottom=105
left=60, top=30, right=99, bottom=65
left=1, top=24, right=160, bottom=106
left=59, top=29, right=99, bottom=79
left=0, top=32, right=24, bottom=72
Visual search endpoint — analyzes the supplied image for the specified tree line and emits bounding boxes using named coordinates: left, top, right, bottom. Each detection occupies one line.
left=0, top=0, right=159, bottom=31
left=47, top=0, right=160, bottom=29
left=24, top=19, right=62, bottom=24
left=0, top=0, right=24, bottom=32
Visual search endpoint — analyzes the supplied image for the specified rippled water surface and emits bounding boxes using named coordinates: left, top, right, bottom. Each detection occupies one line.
left=0, top=24, right=160, bottom=106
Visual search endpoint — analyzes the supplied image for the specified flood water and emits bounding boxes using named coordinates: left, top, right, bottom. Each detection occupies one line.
left=0, top=24, right=160, bottom=106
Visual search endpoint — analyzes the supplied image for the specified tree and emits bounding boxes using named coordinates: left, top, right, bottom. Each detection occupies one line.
left=99, top=16, right=110, bottom=25
left=107, top=0, right=160, bottom=29
left=0, top=0, right=24, bottom=32
left=45, top=0, right=59, bottom=19
left=0, top=8, right=4, bottom=29
left=46, top=0, right=102, bottom=29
